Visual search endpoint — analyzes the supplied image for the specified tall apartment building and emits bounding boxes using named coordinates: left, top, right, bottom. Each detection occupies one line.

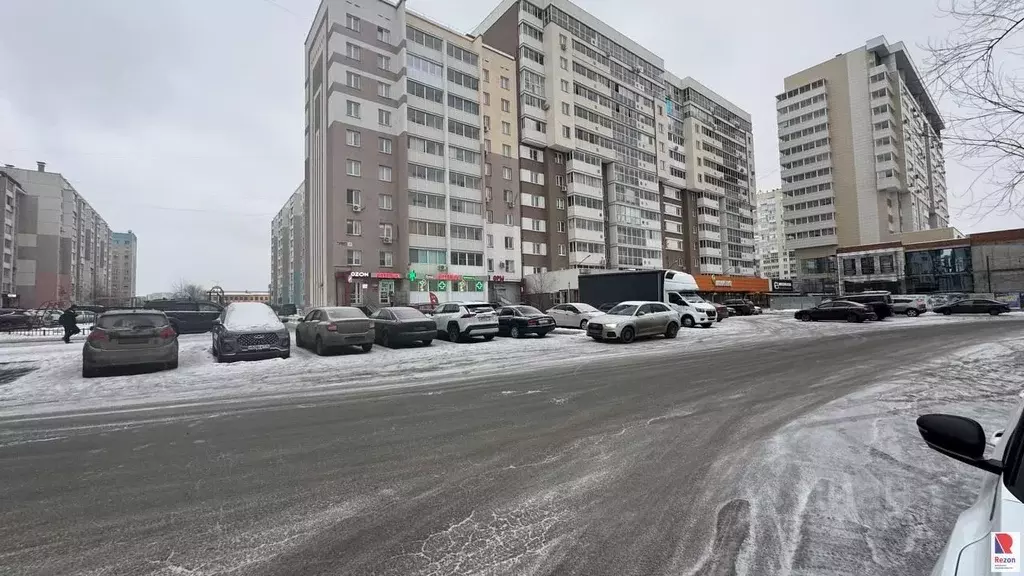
left=755, top=188, right=793, bottom=279
left=271, top=182, right=306, bottom=307
left=304, top=0, right=521, bottom=307
left=1, top=162, right=113, bottom=307
left=1, top=170, right=25, bottom=306
left=110, top=231, right=138, bottom=305
left=475, top=0, right=757, bottom=278
left=776, top=36, right=948, bottom=292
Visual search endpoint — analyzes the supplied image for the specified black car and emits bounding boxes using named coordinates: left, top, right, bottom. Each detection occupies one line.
left=597, top=302, right=619, bottom=313
left=841, top=292, right=894, bottom=319
left=144, top=299, right=223, bottom=334
left=0, top=309, right=36, bottom=332
left=723, top=299, right=755, bottom=316
left=369, top=306, right=436, bottom=347
left=496, top=305, right=556, bottom=338
left=795, top=300, right=878, bottom=323
left=933, top=298, right=1012, bottom=316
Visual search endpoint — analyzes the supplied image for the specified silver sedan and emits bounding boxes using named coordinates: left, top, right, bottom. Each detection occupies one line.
left=295, top=307, right=374, bottom=355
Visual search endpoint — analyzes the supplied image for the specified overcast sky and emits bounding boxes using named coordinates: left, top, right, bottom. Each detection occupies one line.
left=0, top=0, right=1019, bottom=294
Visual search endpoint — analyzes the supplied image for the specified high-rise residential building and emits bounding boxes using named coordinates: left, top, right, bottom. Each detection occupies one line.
left=659, top=74, right=756, bottom=275
left=776, top=36, right=948, bottom=292
left=1, top=162, right=112, bottom=307
left=110, top=231, right=138, bottom=305
left=304, top=0, right=521, bottom=307
left=476, top=0, right=757, bottom=278
left=755, top=188, right=793, bottom=279
left=1, top=170, right=25, bottom=306
left=271, top=183, right=306, bottom=307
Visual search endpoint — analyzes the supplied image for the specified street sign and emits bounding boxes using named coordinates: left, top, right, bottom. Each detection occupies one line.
left=437, top=281, right=448, bottom=291
left=475, top=281, right=484, bottom=291
left=407, top=270, right=417, bottom=281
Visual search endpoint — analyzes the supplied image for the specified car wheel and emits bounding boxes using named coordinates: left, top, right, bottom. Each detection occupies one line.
left=510, top=325, right=521, bottom=338
left=483, top=335, right=494, bottom=341
left=579, top=319, right=588, bottom=330
left=538, top=330, right=548, bottom=338
left=942, top=309, right=952, bottom=315
left=382, top=330, right=391, bottom=348
left=700, top=323, right=712, bottom=328
left=716, top=317, right=723, bottom=323
left=906, top=309, right=919, bottom=317
left=665, top=322, right=679, bottom=339
left=82, top=365, right=98, bottom=378
left=620, top=326, right=636, bottom=344
left=295, top=331, right=303, bottom=348
left=681, top=315, right=695, bottom=328
left=798, top=313, right=810, bottom=322
left=361, top=343, right=373, bottom=352
left=421, top=339, right=432, bottom=346
left=448, top=324, right=462, bottom=343
left=315, top=335, right=326, bottom=356
left=990, top=308, right=1002, bottom=316
left=847, top=313, right=861, bottom=323
left=167, top=359, right=179, bottom=370
left=280, top=350, right=290, bottom=359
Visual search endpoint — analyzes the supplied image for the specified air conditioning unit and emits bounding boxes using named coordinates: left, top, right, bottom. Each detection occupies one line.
left=352, top=204, right=363, bottom=212
left=541, top=103, right=550, bottom=111
left=560, top=184, right=567, bottom=191
left=589, top=38, right=597, bottom=47
left=507, top=201, right=515, bottom=208
left=382, top=236, right=393, bottom=244
left=438, top=264, right=448, bottom=272
left=483, top=126, right=490, bottom=132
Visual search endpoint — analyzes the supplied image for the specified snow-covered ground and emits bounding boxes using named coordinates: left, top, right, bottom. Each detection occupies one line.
left=2, top=313, right=1023, bottom=418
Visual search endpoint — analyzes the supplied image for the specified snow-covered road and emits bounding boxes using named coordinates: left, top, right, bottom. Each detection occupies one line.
left=3, top=313, right=1024, bottom=418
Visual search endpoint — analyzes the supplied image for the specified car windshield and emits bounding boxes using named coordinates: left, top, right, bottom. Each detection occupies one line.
left=575, top=303, right=599, bottom=313
left=608, top=304, right=639, bottom=315
left=390, top=308, right=425, bottom=320
left=97, top=314, right=166, bottom=329
left=326, top=308, right=366, bottom=320
left=514, top=306, right=543, bottom=315
left=466, top=304, right=494, bottom=314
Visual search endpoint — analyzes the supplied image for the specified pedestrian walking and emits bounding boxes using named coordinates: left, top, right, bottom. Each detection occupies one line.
left=59, top=305, right=80, bottom=343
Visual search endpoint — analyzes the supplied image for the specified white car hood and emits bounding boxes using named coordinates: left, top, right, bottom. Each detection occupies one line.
left=593, top=314, right=633, bottom=324
left=675, top=302, right=715, bottom=313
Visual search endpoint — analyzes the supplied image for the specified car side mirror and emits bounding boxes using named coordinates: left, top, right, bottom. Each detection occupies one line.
left=917, top=414, right=1002, bottom=474
left=636, top=311, right=646, bottom=317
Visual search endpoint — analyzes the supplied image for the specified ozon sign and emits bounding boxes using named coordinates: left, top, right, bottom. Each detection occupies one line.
left=348, top=271, right=370, bottom=280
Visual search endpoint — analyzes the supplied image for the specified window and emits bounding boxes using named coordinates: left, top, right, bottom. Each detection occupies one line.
left=346, top=220, right=362, bottom=236
left=555, top=175, right=564, bottom=186
left=408, top=163, right=445, bottom=182
left=483, top=69, right=490, bottom=83
left=860, top=257, right=876, bottom=275
left=558, top=244, right=566, bottom=256
left=379, top=250, right=394, bottom=267
left=408, top=107, right=445, bottom=130
left=409, top=190, right=446, bottom=209
left=447, top=94, right=480, bottom=115
left=485, top=163, right=492, bottom=176
left=409, top=248, right=446, bottom=265
left=487, top=234, right=494, bottom=248
left=346, top=14, right=361, bottom=31
left=346, top=100, right=361, bottom=118
left=482, top=92, right=490, bottom=105
left=377, top=26, right=390, bottom=43
left=379, top=194, right=393, bottom=210
left=449, top=197, right=483, bottom=215
left=486, top=210, right=493, bottom=223
left=378, top=82, right=391, bottom=99
left=451, top=251, right=484, bottom=266
left=561, top=79, right=570, bottom=92
left=505, top=213, right=514, bottom=226
left=346, top=129, right=361, bottom=147
left=880, top=254, right=895, bottom=273
left=556, top=197, right=565, bottom=210
left=346, top=189, right=361, bottom=206
left=378, top=109, right=392, bottom=127
left=346, top=159, right=361, bottom=176
left=557, top=221, right=566, bottom=233
left=502, top=144, right=512, bottom=156
left=346, top=72, right=361, bottom=89
left=407, top=26, right=443, bottom=51
left=447, top=68, right=480, bottom=90
left=561, top=102, right=570, bottom=115
left=379, top=223, right=394, bottom=239
left=562, top=126, right=571, bottom=139
left=502, top=166, right=513, bottom=180
left=347, top=250, right=362, bottom=265
left=346, top=43, right=361, bottom=60
left=378, top=54, right=391, bottom=71
left=501, top=121, right=511, bottom=135
left=560, top=57, right=568, bottom=70
left=500, top=76, right=510, bottom=89
left=407, top=80, right=443, bottom=103
left=449, top=171, right=481, bottom=190
left=483, top=115, right=491, bottom=129
left=504, top=236, right=514, bottom=249
left=408, top=136, right=444, bottom=156
left=378, top=166, right=392, bottom=182
left=487, top=258, right=494, bottom=272
left=501, top=99, right=511, bottom=113
left=379, top=137, right=392, bottom=154
left=450, top=224, right=483, bottom=240
left=407, top=54, right=442, bottom=76
left=448, top=119, right=480, bottom=140
left=409, top=220, right=446, bottom=236
left=447, top=43, right=479, bottom=66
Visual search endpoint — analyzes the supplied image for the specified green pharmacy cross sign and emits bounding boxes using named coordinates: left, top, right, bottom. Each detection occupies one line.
left=475, top=281, right=484, bottom=291
left=437, top=280, right=448, bottom=291
left=407, top=269, right=417, bottom=281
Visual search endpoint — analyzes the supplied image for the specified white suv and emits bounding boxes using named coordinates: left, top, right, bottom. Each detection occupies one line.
left=431, top=302, right=499, bottom=342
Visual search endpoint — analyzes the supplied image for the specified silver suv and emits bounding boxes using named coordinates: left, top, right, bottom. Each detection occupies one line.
left=586, top=301, right=680, bottom=343
left=892, top=296, right=927, bottom=317
left=430, top=302, right=498, bottom=342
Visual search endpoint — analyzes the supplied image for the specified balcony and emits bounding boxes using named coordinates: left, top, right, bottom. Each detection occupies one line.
left=570, top=251, right=605, bottom=267
left=698, top=213, right=721, bottom=226
left=877, top=174, right=901, bottom=192
left=568, top=179, right=602, bottom=198
left=567, top=226, right=604, bottom=243
left=567, top=204, right=604, bottom=221
left=698, top=195, right=720, bottom=210
left=567, top=158, right=602, bottom=178
left=520, top=125, right=547, bottom=148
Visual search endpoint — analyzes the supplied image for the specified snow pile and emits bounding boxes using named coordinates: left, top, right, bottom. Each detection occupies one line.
left=223, top=302, right=284, bottom=332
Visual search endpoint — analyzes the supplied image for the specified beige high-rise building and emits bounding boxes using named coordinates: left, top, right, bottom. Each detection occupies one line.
left=110, top=231, right=137, bottom=306
left=776, top=36, right=948, bottom=292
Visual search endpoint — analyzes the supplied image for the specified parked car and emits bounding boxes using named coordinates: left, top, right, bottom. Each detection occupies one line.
left=82, top=309, right=178, bottom=378
left=586, top=301, right=680, bottom=343
left=369, top=306, right=435, bottom=347
left=711, top=302, right=730, bottom=322
left=597, top=302, right=619, bottom=313
left=917, top=400, right=1024, bottom=574
left=430, top=302, right=498, bottom=342
left=212, top=302, right=290, bottom=362
left=295, top=306, right=374, bottom=355
left=497, top=306, right=556, bottom=338
left=752, top=305, right=762, bottom=315
left=0, top=309, right=37, bottom=332
left=724, top=299, right=756, bottom=316
left=841, top=291, right=894, bottom=319
left=794, top=300, right=878, bottom=323
left=891, top=296, right=928, bottom=317
left=545, top=302, right=602, bottom=329
left=933, top=298, right=1012, bottom=316
left=145, top=299, right=223, bottom=334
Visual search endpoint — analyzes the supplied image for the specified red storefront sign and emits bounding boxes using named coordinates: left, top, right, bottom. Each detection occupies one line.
left=372, top=272, right=401, bottom=279
left=434, top=273, right=461, bottom=281
left=491, top=275, right=505, bottom=282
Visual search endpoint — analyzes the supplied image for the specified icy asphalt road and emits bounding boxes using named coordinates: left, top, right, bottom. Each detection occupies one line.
left=1, top=316, right=1023, bottom=575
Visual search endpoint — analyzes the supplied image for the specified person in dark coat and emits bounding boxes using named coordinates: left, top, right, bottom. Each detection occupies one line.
left=59, top=306, right=80, bottom=343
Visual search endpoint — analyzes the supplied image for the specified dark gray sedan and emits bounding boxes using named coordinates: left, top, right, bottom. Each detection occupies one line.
left=369, top=307, right=435, bottom=347
left=295, top=307, right=374, bottom=355
left=82, top=309, right=178, bottom=378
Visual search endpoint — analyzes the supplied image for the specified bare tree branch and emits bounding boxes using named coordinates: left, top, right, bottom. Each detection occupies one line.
left=925, top=0, right=1024, bottom=220
left=171, top=279, right=207, bottom=300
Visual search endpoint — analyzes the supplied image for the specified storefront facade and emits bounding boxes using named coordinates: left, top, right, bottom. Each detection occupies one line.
left=334, top=269, right=519, bottom=307
left=694, top=274, right=770, bottom=303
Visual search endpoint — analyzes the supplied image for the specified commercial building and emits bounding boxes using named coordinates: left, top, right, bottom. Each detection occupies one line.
left=755, top=188, right=793, bottom=279
left=776, top=36, right=949, bottom=293
left=1, top=162, right=113, bottom=308
left=1, top=170, right=25, bottom=306
left=304, top=0, right=521, bottom=307
left=109, top=231, right=138, bottom=306
left=271, top=183, right=306, bottom=308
